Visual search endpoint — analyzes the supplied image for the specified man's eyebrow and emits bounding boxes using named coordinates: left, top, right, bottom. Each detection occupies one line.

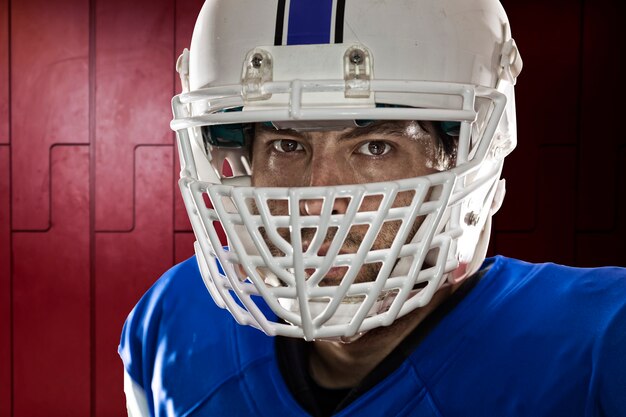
left=255, top=121, right=414, bottom=140
left=338, top=122, right=411, bottom=140
left=255, top=124, right=306, bottom=139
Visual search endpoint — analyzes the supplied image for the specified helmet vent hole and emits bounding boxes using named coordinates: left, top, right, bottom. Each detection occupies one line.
left=221, top=159, right=233, bottom=177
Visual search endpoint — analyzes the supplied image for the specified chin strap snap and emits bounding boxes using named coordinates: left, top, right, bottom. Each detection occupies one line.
left=499, top=38, right=523, bottom=86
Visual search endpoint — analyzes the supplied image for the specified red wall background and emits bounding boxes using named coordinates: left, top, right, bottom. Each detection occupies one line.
left=0, top=0, right=624, bottom=415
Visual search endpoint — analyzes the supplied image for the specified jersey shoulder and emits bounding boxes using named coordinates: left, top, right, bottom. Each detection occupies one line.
left=492, top=256, right=626, bottom=312
left=118, top=256, right=230, bottom=381
left=480, top=256, right=626, bottom=343
left=118, top=256, right=283, bottom=416
left=400, top=257, right=626, bottom=417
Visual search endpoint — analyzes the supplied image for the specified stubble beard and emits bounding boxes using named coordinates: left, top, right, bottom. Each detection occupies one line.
left=253, top=198, right=421, bottom=287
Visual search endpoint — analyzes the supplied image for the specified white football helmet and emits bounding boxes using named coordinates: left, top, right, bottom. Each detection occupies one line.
left=171, top=0, right=522, bottom=340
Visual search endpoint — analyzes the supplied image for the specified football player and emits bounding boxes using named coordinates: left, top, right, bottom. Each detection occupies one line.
left=120, top=1, right=626, bottom=416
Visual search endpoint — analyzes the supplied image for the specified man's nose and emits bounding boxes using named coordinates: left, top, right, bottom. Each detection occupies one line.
left=299, top=148, right=351, bottom=215
left=302, top=197, right=349, bottom=216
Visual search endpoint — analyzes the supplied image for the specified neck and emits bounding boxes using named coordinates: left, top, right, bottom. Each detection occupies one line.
left=308, top=284, right=458, bottom=389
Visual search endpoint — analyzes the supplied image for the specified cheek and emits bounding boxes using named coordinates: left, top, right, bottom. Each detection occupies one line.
left=407, top=151, right=442, bottom=178
left=251, top=158, right=276, bottom=186
left=251, top=142, right=309, bottom=187
left=251, top=146, right=285, bottom=187
left=350, top=150, right=438, bottom=184
left=357, top=192, right=410, bottom=212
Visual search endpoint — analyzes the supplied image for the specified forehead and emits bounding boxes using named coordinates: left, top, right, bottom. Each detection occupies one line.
left=254, top=120, right=429, bottom=140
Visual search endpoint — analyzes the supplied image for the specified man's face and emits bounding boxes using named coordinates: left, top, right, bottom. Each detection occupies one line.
left=250, top=120, right=446, bottom=285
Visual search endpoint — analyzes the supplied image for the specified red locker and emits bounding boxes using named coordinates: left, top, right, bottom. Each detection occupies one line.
left=2, top=0, right=624, bottom=416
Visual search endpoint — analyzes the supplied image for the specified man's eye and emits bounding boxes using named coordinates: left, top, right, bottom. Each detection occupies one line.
left=272, top=139, right=303, bottom=153
left=357, top=141, right=391, bottom=156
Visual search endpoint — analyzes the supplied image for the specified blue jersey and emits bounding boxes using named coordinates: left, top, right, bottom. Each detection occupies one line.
left=119, top=256, right=626, bottom=416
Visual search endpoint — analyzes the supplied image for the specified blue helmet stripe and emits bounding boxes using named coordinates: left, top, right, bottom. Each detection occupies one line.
left=286, top=0, right=334, bottom=45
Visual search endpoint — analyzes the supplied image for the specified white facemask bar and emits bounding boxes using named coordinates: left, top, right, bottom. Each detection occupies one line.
left=173, top=79, right=507, bottom=340
left=172, top=80, right=477, bottom=130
